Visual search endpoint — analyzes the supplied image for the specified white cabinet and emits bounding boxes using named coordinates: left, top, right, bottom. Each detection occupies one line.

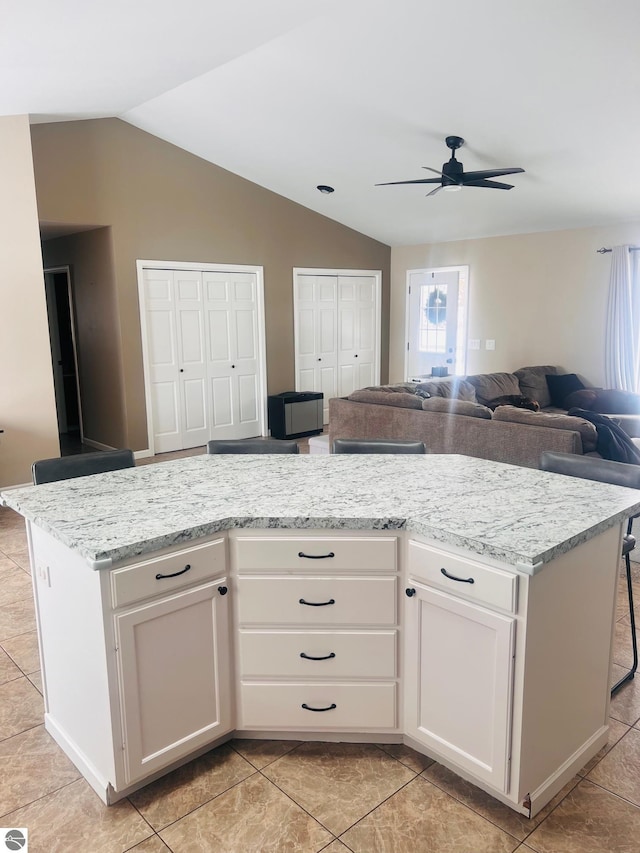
left=404, top=580, right=515, bottom=791
left=293, top=269, right=381, bottom=423
left=233, top=531, right=399, bottom=732
left=139, top=265, right=267, bottom=452
left=115, top=578, right=231, bottom=786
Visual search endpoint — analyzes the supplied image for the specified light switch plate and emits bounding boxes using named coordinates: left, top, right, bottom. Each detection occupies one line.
left=468, top=339, right=480, bottom=350
left=485, top=339, right=496, bottom=350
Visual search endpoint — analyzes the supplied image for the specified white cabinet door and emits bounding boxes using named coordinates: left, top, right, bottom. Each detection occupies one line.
left=203, top=270, right=261, bottom=440
left=404, top=580, right=515, bottom=793
left=114, top=580, right=232, bottom=786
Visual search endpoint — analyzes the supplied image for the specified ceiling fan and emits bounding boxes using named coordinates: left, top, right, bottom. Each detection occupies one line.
left=376, top=136, right=525, bottom=197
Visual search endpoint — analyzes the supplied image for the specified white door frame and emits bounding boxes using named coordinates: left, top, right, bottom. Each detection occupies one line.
left=137, top=259, right=268, bottom=456
left=404, top=265, right=469, bottom=380
left=293, top=267, right=382, bottom=392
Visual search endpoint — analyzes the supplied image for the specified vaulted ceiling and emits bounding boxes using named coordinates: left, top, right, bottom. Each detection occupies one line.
left=6, top=0, right=640, bottom=246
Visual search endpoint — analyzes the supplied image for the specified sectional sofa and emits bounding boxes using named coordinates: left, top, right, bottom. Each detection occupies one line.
left=328, top=365, right=640, bottom=469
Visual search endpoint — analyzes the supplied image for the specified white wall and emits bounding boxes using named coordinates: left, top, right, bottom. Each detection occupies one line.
left=0, top=115, right=59, bottom=487
left=390, top=221, right=640, bottom=386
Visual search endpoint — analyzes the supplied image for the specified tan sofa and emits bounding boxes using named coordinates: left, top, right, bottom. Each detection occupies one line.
left=328, top=366, right=606, bottom=469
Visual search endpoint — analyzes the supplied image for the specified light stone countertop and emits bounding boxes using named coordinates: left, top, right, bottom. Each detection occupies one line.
left=2, top=454, right=640, bottom=573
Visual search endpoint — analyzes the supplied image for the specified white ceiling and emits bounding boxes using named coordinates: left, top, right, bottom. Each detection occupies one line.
left=6, top=0, right=640, bottom=246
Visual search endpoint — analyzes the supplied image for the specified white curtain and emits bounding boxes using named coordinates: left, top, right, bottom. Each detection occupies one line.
left=605, top=245, right=640, bottom=391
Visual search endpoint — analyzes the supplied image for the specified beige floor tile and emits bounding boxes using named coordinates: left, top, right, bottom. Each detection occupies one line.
left=0, top=596, right=36, bottom=643
left=577, top=717, right=630, bottom=777
left=0, top=529, right=28, bottom=554
left=615, top=575, right=640, bottom=622
left=376, top=743, right=435, bottom=773
left=0, top=561, right=32, bottom=607
left=2, top=630, right=40, bottom=674
left=526, top=779, right=640, bottom=853
left=0, top=724, right=80, bottom=817
left=422, top=762, right=579, bottom=842
left=129, top=743, right=255, bottom=830
left=3, top=547, right=31, bottom=571
left=230, top=737, right=302, bottom=769
left=322, top=843, right=352, bottom=852
left=262, top=741, right=415, bottom=836
left=610, top=665, right=640, bottom=725
left=27, top=670, right=43, bottom=694
left=3, top=778, right=153, bottom=853
left=0, top=646, right=22, bottom=685
left=586, top=726, right=640, bottom=805
left=159, top=773, right=332, bottom=853
left=128, top=836, right=172, bottom=852
left=340, top=775, right=518, bottom=853
left=0, top=675, right=43, bottom=739
left=612, top=620, right=639, bottom=668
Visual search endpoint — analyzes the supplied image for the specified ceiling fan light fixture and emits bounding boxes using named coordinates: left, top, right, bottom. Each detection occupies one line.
left=443, top=184, right=462, bottom=193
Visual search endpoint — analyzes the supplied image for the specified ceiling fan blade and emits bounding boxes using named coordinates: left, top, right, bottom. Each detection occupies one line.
left=463, top=179, right=514, bottom=190
left=426, top=186, right=443, bottom=197
left=422, top=166, right=446, bottom=177
left=375, top=178, right=442, bottom=186
left=461, top=168, right=525, bottom=181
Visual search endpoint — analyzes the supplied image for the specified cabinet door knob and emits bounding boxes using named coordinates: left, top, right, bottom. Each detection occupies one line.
left=354, top=354, right=358, bottom=358
left=156, top=564, right=191, bottom=580
left=405, top=587, right=416, bottom=597
left=317, top=358, right=322, bottom=361
left=179, top=368, right=184, bottom=373
left=217, top=585, right=228, bottom=596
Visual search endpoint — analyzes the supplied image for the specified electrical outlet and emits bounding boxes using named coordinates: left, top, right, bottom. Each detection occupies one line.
left=36, top=562, right=51, bottom=587
left=468, top=339, right=480, bottom=350
left=485, top=339, right=496, bottom=351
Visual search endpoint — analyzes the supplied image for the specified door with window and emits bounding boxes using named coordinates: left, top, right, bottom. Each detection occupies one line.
left=406, top=267, right=468, bottom=380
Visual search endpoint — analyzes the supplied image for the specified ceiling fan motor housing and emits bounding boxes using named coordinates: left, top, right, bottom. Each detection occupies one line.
left=442, top=158, right=463, bottom=186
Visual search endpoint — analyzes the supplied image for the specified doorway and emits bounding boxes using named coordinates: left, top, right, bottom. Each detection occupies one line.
left=405, top=266, right=469, bottom=380
left=43, top=267, right=83, bottom=455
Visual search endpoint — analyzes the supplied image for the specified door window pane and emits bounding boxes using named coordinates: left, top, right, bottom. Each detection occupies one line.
left=419, top=284, right=447, bottom=353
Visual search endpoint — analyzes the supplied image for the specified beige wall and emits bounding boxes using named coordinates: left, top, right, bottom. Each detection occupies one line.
left=42, top=228, right=127, bottom=449
left=31, top=119, right=391, bottom=451
left=0, top=115, right=59, bottom=487
left=390, top=222, right=640, bottom=386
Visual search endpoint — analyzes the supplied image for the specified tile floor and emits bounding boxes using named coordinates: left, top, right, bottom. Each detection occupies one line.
left=2, top=444, right=640, bottom=851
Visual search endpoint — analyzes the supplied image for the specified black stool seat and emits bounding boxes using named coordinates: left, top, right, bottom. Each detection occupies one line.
left=207, top=439, right=299, bottom=454
left=332, top=438, right=426, bottom=454
left=32, top=449, right=135, bottom=485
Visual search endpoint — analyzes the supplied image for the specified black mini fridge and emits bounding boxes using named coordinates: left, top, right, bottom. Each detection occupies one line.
left=267, top=391, right=324, bottom=439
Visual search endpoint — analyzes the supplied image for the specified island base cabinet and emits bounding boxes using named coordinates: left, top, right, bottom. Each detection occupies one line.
left=404, top=580, right=515, bottom=793
left=114, top=579, right=232, bottom=788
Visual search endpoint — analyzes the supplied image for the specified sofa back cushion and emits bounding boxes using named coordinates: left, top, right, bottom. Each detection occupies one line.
left=493, top=405, right=598, bottom=452
left=416, top=378, right=477, bottom=401
left=421, top=398, right=492, bottom=418
left=545, top=373, right=586, bottom=408
left=514, top=365, right=558, bottom=409
left=465, top=372, right=521, bottom=405
left=347, top=389, right=424, bottom=409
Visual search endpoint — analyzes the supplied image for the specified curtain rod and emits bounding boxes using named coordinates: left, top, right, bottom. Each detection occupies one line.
left=596, top=246, right=640, bottom=253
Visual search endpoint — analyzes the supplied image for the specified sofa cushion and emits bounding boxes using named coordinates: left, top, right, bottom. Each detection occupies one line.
left=493, top=405, right=598, bottom=452
left=347, top=389, right=424, bottom=409
left=465, top=372, right=521, bottom=405
left=514, top=365, right=559, bottom=409
left=416, top=378, right=477, bottom=401
left=564, top=389, right=598, bottom=410
left=363, top=383, right=418, bottom=394
left=574, top=388, right=640, bottom=415
left=545, top=373, right=586, bottom=407
left=421, top=397, right=492, bottom=419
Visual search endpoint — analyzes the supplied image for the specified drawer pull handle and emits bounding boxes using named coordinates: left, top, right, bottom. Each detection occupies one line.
left=218, top=586, right=228, bottom=596
left=300, top=651, right=336, bottom=661
left=440, top=567, right=475, bottom=584
left=299, top=598, right=335, bottom=607
left=156, top=563, right=191, bottom=580
left=405, top=587, right=416, bottom=597
left=298, top=551, right=335, bottom=559
left=301, top=702, right=337, bottom=712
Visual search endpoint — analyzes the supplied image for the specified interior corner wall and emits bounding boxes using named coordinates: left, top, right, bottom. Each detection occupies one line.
left=390, top=222, right=640, bottom=386
left=42, top=228, right=126, bottom=450
left=0, top=115, right=59, bottom=487
left=30, top=118, right=391, bottom=452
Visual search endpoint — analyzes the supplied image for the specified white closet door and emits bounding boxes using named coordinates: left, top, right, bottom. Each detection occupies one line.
left=294, top=275, right=338, bottom=423
left=337, top=275, right=377, bottom=396
left=174, top=271, right=210, bottom=449
left=204, top=271, right=261, bottom=440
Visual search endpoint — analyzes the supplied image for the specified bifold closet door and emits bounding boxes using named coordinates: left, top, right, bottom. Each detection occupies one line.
left=294, top=275, right=338, bottom=424
left=143, top=269, right=209, bottom=453
left=337, top=275, right=377, bottom=397
left=203, top=270, right=261, bottom=441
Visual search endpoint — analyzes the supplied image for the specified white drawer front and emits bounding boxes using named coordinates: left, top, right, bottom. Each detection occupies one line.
left=237, top=576, right=397, bottom=625
left=111, top=539, right=226, bottom=608
left=234, top=536, right=397, bottom=572
left=240, top=682, right=397, bottom=729
left=408, top=540, right=517, bottom=613
left=239, top=630, right=397, bottom=678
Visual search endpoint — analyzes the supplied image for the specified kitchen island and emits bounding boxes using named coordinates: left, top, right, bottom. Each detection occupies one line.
left=3, top=453, right=640, bottom=818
